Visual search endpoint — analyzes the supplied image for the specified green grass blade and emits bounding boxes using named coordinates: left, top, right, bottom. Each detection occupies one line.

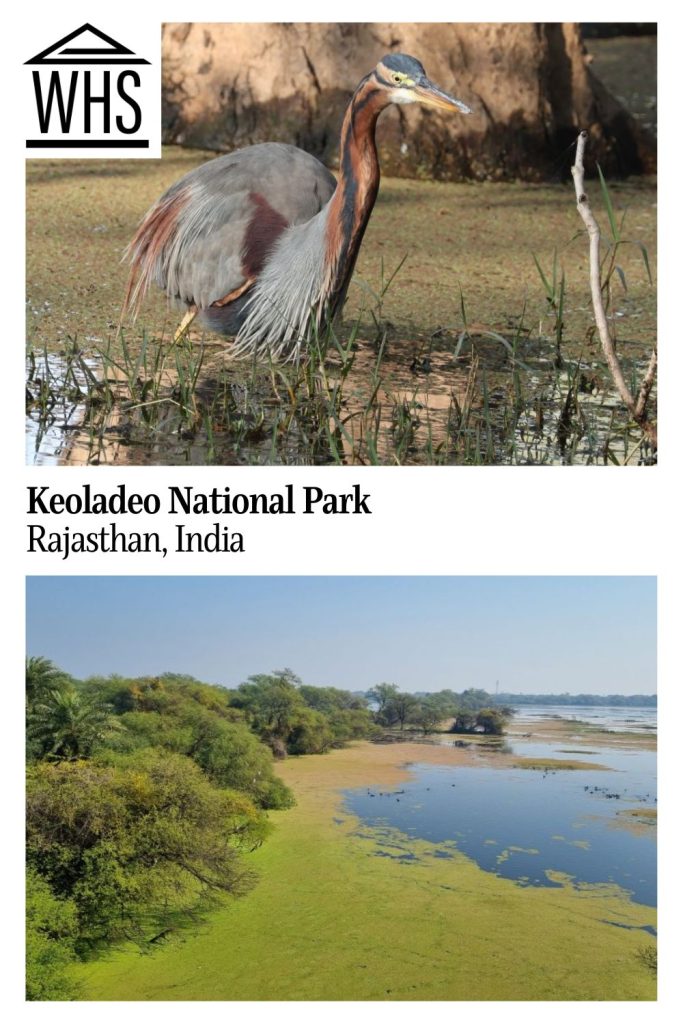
left=597, top=163, right=621, bottom=242
left=633, top=240, right=653, bottom=285
left=381, top=253, right=408, bottom=297
left=532, top=253, right=554, bottom=302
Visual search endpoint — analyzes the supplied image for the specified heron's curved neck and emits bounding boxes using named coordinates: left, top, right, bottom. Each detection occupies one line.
left=325, top=74, right=389, bottom=304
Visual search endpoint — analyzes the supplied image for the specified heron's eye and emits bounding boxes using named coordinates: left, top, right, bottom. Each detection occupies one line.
left=392, top=74, right=403, bottom=85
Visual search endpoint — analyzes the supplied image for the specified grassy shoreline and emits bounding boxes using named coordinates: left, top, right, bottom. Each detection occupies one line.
left=74, top=738, right=656, bottom=1001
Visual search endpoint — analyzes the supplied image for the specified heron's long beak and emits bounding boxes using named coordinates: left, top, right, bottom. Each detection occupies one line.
left=414, top=76, right=471, bottom=114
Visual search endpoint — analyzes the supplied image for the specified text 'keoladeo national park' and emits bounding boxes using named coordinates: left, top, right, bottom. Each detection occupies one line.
left=27, top=484, right=372, bottom=515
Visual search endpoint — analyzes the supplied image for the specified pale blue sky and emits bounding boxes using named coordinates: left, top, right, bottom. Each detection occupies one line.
left=26, top=576, right=656, bottom=695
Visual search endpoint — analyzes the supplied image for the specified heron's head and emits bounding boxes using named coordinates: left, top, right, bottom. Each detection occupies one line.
left=374, top=53, right=471, bottom=114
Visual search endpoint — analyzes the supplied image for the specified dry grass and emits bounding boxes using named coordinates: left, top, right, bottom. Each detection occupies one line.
left=27, top=151, right=657, bottom=349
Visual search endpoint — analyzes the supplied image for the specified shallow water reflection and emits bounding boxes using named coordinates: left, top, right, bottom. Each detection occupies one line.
left=26, top=332, right=655, bottom=466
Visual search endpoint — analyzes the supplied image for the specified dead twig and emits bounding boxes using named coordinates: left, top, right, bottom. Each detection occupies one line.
left=635, top=348, right=658, bottom=422
left=571, top=130, right=657, bottom=449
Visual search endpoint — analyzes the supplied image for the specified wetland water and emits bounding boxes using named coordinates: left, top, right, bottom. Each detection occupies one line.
left=25, top=339, right=655, bottom=468
left=345, top=710, right=656, bottom=910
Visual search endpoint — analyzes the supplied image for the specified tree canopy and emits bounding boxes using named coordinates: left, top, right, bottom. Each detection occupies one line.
left=25, top=661, right=293, bottom=998
left=27, top=752, right=267, bottom=948
left=230, top=671, right=375, bottom=756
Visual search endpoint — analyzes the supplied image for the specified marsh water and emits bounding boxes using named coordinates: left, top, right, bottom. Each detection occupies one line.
left=25, top=335, right=656, bottom=467
left=511, top=703, right=657, bottom=733
left=345, top=711, right=656, bottom=910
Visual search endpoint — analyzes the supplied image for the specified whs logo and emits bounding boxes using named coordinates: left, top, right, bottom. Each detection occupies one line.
left=24, top=22, right=160, bottom=158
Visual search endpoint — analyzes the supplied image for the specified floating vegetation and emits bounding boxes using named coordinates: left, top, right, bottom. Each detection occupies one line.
left=620, top=808, right=657, bottom=821
left=513, top=758, right=609, bottom=771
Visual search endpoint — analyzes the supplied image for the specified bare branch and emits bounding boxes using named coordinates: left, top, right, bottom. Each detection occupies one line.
left=570, top=131, right=656, bottom=449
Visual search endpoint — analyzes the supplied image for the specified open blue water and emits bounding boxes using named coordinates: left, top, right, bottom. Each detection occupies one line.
left=345, top=726, right=656, bottom=908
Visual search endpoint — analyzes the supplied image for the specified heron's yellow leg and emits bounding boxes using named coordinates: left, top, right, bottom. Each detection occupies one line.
left=173, top=308, right=197, bottom=343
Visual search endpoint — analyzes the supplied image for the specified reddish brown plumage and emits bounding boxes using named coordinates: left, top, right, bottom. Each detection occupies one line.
left=324, top=77, right=385, bottom=309
left=241, top=192, right=289, bottom=278
left=123, top=186, right=190, bottom=315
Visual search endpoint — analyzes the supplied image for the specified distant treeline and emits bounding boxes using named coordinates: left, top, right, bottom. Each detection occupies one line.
left=365, top=684, right=510, bottom=735
left=494, top=693, right=656, bottom=707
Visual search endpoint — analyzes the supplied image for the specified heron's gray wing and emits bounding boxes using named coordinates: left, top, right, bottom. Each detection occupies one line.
left=125, top=143, right=337, bottom=313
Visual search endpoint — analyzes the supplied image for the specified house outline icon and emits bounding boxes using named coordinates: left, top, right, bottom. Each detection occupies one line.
left=25, top=23, right=150, bottom=65
left=25, top=22, right=154, bottom=150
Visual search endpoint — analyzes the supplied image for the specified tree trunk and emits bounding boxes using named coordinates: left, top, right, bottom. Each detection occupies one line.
left=266, top=735, right=288, bottom=759
left=161, top=23, right=655, bottom=181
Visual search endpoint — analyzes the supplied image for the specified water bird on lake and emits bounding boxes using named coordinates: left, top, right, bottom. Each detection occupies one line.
left=123, top=55, right=471, bottom=361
